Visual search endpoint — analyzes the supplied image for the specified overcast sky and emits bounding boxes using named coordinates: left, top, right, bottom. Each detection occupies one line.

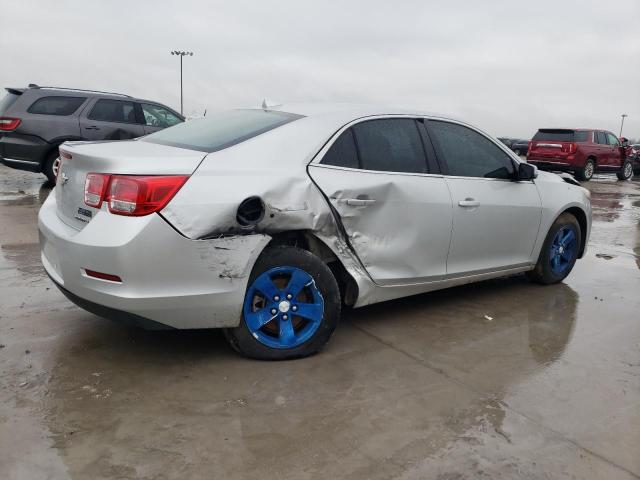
left=1, top=0, right=639, bottom=138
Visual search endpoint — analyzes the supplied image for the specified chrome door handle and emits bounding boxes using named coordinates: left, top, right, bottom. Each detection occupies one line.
left=458, top=198, right=480, bottom=207
left=345, top=198, right=376, bottom=206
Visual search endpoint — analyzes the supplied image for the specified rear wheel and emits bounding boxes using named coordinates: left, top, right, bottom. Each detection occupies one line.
left=514, top=148, right=521, bottom=156
left=43, top=150, right=60, bottom=184
left=528, top=213, right=581, bottom=285
left=575, top=158, right=595, bottom=181
left=224, top=246, right=340, bottom=360
left=616, top=160, right=633, bottom=181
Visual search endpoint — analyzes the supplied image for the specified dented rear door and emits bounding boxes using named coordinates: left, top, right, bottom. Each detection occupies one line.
left=309, top=118, right=453, bottom=286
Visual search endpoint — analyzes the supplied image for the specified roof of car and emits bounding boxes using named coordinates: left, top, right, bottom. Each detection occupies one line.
left=267, top=102, right=445, bottom=119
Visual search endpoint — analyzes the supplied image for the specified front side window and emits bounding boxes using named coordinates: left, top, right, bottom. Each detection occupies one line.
left=321, top=129, right=359, bottom=169
left=427, top=121, right=515, bottom=179
left=141, top=103, right=182, bottom=128
left=351, top=119, right=427, bottom=173
left=605, top=132, right=619, bottom=147
left=27, top=96, right=86, bottom=116
left=88, top=99, right=137, bottom=123
left=141, top=109, right=303, bottom=152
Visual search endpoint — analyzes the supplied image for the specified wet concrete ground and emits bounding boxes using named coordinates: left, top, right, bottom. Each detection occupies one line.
left=0, top=164, right=638, bottom=480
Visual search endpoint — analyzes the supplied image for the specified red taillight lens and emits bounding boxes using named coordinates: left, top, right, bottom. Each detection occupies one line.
left=84, top=173, right=109, bottom=208
left=0, top=117, right=21, bottom=131
left=84, top=269, right=122, bottom=283
left=107, top=175, right=188, bottom=216
left=569, top=142, right=578, bottom=154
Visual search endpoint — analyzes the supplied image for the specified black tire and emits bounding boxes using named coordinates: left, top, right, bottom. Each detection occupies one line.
left=575, top=158, right=595, bottom=181
left=514, top=149, right=521, bottom=156
left=224, top=246, right=341, bottom=360
left=43, top=150, right=60, bottom=185
left=616, top=160, right=633, bottom=181
left=527, top=213, right=581, bottom=285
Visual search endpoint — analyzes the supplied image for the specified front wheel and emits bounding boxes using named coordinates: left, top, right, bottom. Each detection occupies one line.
left=575, top=158, right=595, bottom=181
left=528, top=213, right=581, bottom=285
left=224, top=246, right=341, bottom=360
left=617, top=160, right=633, bottom=181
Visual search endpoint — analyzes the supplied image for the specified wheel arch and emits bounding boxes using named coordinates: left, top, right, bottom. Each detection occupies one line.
left=265, top=230, right=359, bottom=306
left=41, top=136, right=84, bottom=166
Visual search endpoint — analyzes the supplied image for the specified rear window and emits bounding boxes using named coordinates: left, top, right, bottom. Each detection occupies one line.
left=0, top=92, right=20, bottom=114
left=574, top=131, right=588, bottom=142
left=141, top=109, right=303, bottom=152
left=532, top=129, right=575, bottom=142
left=27, top=96, right=86, bottom=115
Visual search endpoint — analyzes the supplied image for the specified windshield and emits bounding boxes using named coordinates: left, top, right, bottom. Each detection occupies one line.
left=141, top=109, right=303, bottom=152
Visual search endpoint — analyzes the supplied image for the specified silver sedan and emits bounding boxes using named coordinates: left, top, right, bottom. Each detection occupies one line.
left=38, top=104, right=591, bottom=359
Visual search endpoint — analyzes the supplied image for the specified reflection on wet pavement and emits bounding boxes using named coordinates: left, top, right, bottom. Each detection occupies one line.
left=0, top=165, right=639, bottom=479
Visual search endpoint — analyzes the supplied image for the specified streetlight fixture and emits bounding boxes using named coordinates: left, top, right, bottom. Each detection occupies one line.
left=619, top=114, right=628, bottom=137
left=170, top=50, right=194, bottom=115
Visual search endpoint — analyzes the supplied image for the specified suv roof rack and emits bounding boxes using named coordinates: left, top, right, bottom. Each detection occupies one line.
left=27, top=84, right=132, bottom=98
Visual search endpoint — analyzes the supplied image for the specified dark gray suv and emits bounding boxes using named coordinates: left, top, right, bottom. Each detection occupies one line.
left=0, top=84, right=184, bottom=183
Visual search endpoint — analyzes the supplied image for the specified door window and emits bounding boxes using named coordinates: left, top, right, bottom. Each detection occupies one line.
left=27, top=96, right=86, bottom=116
left=88, top=99, right=137, bottom=123
left=141, top=103, right=182, bottom=128
left=595, top=132, right=607, bottom=145
left=321, top=129, right=359, bottom=169
left=351, top=119, right=428, bottom=173
left=427, top=121, right=515, bottom=179
left=605, top=133, right=620, bottom=147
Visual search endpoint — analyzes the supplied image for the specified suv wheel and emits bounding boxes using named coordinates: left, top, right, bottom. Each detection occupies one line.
left=616, top=160, right=633, bottom=181
left=43, top=150, right=60, bottom=184
left=575, top=158, right=595, bottom=181
left=224, top=246, right=341, bottom=360
left=514, top=148, right=521, bottom=156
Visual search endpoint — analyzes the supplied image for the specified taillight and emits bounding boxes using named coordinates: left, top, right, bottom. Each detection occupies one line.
left=528, top=141, right=533, bottom=151
left=108, top=175, right=188, bottom=216
left=0, top=117, right=21, bottom=131
left=569, top=142, right=578, bottom=154
left=84, top=173, right=109, bottom=208
left=84, top=174, right=188, bottom=216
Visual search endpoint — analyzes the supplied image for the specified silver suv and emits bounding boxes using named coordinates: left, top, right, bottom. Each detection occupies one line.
left=0, top=84, right=184, bottom=183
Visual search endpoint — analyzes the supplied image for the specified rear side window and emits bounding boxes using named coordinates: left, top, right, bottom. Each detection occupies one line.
left=427, top=121, right=515, bottom=179
left=88, top=99, right=137, bottom=123
left=321, top=129, right=359, bottom=169
left=352, top=119, right=427, bottom=173
left=141, top=109, right=303, bottom=152
left=595, top=132, right=607, bottom=144
left=532, top=129, right=575, bottom=142
left=27, top=96, right=86, bottom=116
left=574, top=131, right=588, bottom=142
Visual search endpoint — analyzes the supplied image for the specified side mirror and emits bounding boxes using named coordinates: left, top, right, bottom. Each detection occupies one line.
left=620, top=137, right=629, bottom=147
left=517, top=162, right=538, bottom=181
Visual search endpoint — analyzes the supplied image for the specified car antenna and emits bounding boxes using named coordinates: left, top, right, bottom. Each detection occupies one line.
left=261, top=98, right=281, bottom=111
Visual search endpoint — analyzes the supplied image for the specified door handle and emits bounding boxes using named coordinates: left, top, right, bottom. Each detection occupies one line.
left=84, top=125, right=100, bottom=130
left=344, top=198, right=376, bottom=206
left=458, top=198, right=480, bottom=207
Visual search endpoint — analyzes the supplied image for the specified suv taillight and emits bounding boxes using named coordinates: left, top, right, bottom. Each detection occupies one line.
left=0, top=117, right=21, bottom=131
left=569, top=142, right=578, bottom=154
left=84, top=174, right=188, bottom=216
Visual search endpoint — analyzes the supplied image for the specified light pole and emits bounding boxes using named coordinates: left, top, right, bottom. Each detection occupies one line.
left=170, top=50, right=193, bottom=115
left=619, top=114, right=628, bottom=137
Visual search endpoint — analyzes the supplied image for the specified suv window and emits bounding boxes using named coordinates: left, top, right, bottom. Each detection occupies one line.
left=595, top=131, right=607, bottom=145
left=27, top=96, right=86, bottom=116
left=427, top=121, right=515, bottom=179
left=141, top=103, right=182, bottom=128
left=321, top=129, right=359, bottom=169
left=532, top=129, right=575, bottom=142
left=88, top=99, right=137, bottom=123
left=574, top=131, right=588, bottom=142
left=141, top=109, right=303, bottom=153
left=351, top=119, right=427, bottom=173
left=605, top=132, right=620, bottom=147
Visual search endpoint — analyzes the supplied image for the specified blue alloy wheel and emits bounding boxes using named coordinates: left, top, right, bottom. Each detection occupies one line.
left=243, top=266, right=324, bottom=349
left=548, top=226, right=577, bottom=275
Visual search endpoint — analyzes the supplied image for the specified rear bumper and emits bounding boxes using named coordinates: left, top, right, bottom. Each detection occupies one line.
left=527, top=158, right=575, bottom=171
left=0, top=133, right=49, bottom=170
left=38, top=193, right=270, bottom=329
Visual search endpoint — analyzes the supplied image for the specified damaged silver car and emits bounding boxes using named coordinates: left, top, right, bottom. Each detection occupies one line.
left=38, top=104, right=592, bottom=359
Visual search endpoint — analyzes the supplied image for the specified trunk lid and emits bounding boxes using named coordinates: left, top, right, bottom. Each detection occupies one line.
left=55, top=139, right=207, bottom=230
left=529, top=129, right=584, bottom=158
